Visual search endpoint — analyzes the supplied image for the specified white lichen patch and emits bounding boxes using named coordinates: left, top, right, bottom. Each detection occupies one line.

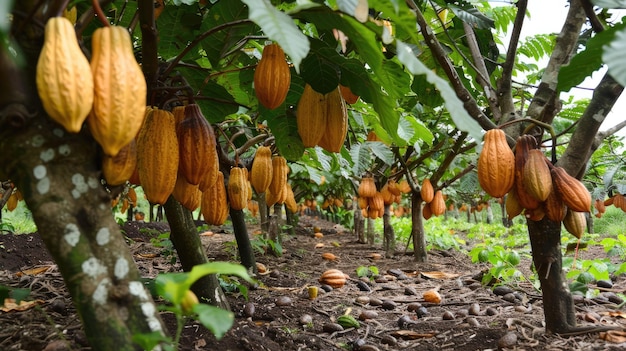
left=93, top=278, right=111, bottom=305
left=58, top=144, right=71, bottom=156
left=40, top=148, right=55, bottom=162
left=87, top=176, right=99, bottom=189
left=32, top=135, right=45, bottom=147
left=96, top=227, right=110, bottom=246
left=33, top=165, right=47, bottom=180
left=64, top=223, right=81, bottom=247
left=36, top=177, right=50, bottom=195
left=114, top=257, right=129, bottom=280
left=129, top=281, right=149, bottom=300
left=141, top=302, right=163, bottom=332
left=82, top=257, right=107, bottom=279
left=71, top=173, right=89, bottom=199
left=52, top=128, right=64, bottom=138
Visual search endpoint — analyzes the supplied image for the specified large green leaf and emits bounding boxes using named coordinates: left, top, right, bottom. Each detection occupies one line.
left=396, top=41, right=483, bottom=143
left=367, top=141, right=395, bottom=164
left=448, top=0, right=494, bottom=30
left=156, top=4, right=203, bottom=60
left=593, top=0, right=626, bottom=8
left=350, top=143, right=373, bottom=176
left=300, top=39, right=342, bottom=94
left=604, top=24, right=626, bottom=87
left=262, top=106, right=305, bottom=160
left=177, top=67, right=239, bottom=122
left=241, top=0, right=310, bottom=71
left=194, top=304, right=234, bottom=340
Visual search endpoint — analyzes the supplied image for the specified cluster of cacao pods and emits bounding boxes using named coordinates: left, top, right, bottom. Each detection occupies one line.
left=598, top=193, right=626, bottom=218
left=321, top=196, right=345, bottom=211
left=296, top=84, right=348, bottom=153
left=111, top=187, right=138, bottom=215
left=36, top=17, right=147, bottom=158
left=421, top=178, right=446, bottom=220
left=477, top=130, right=591, bottom=238
left=357, top=177, right=384, bottom=219
left=249, top=148, right=297, bottom=213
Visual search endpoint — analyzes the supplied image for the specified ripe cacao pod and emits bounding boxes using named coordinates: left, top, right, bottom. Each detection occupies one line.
left=319, top=269, right=347, bottom=288
left=89, top=25, right=147, bottom=156
left=6, top=191, right=18, bottom=212
left=513, top=135, right=540, bottom=210
left=380, top=184, right=394, bottom=205
left=613, top=193, right=626, bottom=211
left=477, top=129, right=515, bottom=198
left=368, top=191, right=384, bottom=212
left=284, top=183, right=298, bottom=213
left=357, top=197, right=368, bottom=210
left=36, top=17, right=93, bottom=133
left=172, top=173, right=202, bottom=211
left=525, top=205, right=545, bottom=222
left=317, top=87, right=348, bottom=153
left=422, top=202, right=432, bottom=220
left=102, top=140, right=137, bottom=186
left=250, top=146, right=273, bottom=194
left=522, top=149, right=552, bottom=202
left=228, top=167, right=249, bottom=211
left=296, top=84, right=327, bottom=147
left=254, top=43, right=291, bottom=109
left=398, top=179, right=411, bottom=194
left=387, top=180, right=401, bottom=196
left=176, top=104, right=219, bottom=187
left=127, top=187, right=138, bottom=205
left=136, top=108, right=179, bottom=205
left=268, top=156, right=288, bottom=201
left=563, top=209, right=586, bottom=239
left=358, top=177, right=376, bottom=198
left=505, top=188, right=523, bottom=220
left=550, top=166, right=591, bottom=213
left=594, top=198, right=606, bottom=215
left=201, top=171, right=229, bottom=226
left=544, top=189, right=566, bottom=222
left=420, top=178, right=434, bottom=203
left=430, top=190, right=446, bottom=216
left=339, top=84, right=359, bottom=104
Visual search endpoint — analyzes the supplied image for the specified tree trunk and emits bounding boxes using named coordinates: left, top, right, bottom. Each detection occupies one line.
left=383, top=204, right=395, bottom=257
left=258, top=192, right=269, bottom=231
left=366, top=217, right=375, bottom=245
left=411, top=192, right=427, bottom=262
left=163, top=197, right=229, bottom=310
left=285, top=206, right=295, bottom=236
left=527, top=218, right=576, bottom=332
left=354, top=201, right=365, bottom=243
left=230, top=207, right=257, bottom=273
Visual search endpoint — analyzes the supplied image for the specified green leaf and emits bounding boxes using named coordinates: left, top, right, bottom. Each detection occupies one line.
left=300, top=40, right=342, bottom=93
left=177, top=67, right=239, bottom=122
left=396, top=41, right=483, bottom=143
left=263, top=106, right=305, bottom=160
left=593, top=0, right=626, bottom=8
left=367, top=141, right=394, bottom=164
left=448, top=1, right=494, bottom=29
left=242, top=0, right=310, bottom=72
left=604, top=25, right=626, bottom=87
left=194, top=304, right=235, bottom=339
left=156, top=4, right=202, bottom=60
left=350, top=143, right=373, bottom=176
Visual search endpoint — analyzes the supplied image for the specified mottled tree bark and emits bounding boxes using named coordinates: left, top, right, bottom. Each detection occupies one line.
left=163, top=197, right=229, bottom=310
left=411, top=192, right=427, bottom=262
left=382, top=204, right=395, bottom=257
left=230, top=208, right=257, bottom=273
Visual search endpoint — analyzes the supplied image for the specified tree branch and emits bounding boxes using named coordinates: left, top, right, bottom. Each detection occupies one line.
left=497, top=0, right=526, bottom=122
left=138, top=0, right=159, bottom=87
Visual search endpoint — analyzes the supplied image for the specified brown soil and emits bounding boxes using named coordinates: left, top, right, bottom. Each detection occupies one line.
left=1, top=215, right=626, bottom=351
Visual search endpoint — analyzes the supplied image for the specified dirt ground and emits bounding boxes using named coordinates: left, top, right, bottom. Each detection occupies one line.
left=1, top=214, right=626, bottom=351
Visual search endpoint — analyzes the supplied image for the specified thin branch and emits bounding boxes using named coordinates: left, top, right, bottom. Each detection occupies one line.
left=582, top=0, right=605, bottom=33
left=440, top=164, right=475, bottom=189
left=497, top=0, right=526, bottom=121
left=430, top=132, right=468, bottom=187
left=235, top=133, right=269, bottom=156
left=138, top=0, right=158, bottom=87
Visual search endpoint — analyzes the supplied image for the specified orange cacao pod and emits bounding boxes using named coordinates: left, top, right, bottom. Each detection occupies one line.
left=380, top=184, right=394, bottom=205
left=254, top=43, right=291, bottom=109
left=387, top=180, right=401, bottom=196
left=284, top=183, right=298, bottom=213
left=550, top=167, right=591, bottom=213
left=268, top=156, right=288, bottom=201
left=36, top=17, right=93, bottom=133
left=358, top=177, right=376, bottom=198
left=319, top=269, right=347, bottom=288
left=201, top=171, right=229, bottom=226
left=317, top=87, right=348, bottom=153
left=477, top=129, right=515, bottom=198
left=102, top=140, right=137, bottom=186
left=514, top=135, right=540, bottom=210
left=613, top=193, right=626, bottom=211
left=89, top=25, right=147, bottom=156
left=357, top=197, right=368, bottom=210
left=368, top=191, right=384, bottom=212
left=250, top=146, right=273, bottom=193
left=398, top=179, right=411, bottom=194
left=136, top=108, right=179, bottom=205
left=525, top=205, right=545, bottom=222
left=430, top=190, right=446, bottom=216
left=296, top=84, right=327, bottom=147
left=422, top=202, right=432, bottom=220
left=176, top=104, right=219, bottom=187
left=563, top=209, right=586, bottom=239
left=339, top=84, right=359, bottom=104
left=172, top=173, right=202, bottom=211
left=594, top=198, right=606, bottom=214
left=544, top=189, right=566, bottom=222
left=522, top=149, right=552, bottom=202
left=228, top=167, right=249, bottom=211
left=420, top=178, right=434, bottom=203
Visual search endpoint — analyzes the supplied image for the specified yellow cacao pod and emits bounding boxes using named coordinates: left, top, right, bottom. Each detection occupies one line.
left=172, top=173, right=202, bottom=211
left=296, top=84, right=327, bottom=147
left=284, top=183, right=298, bottom=213
left=522, top=149, right=552, bottom=202
left=514, top=135, right=541, bottom=210
left=387, top=180, right=401, bottom=196
left=254, top=43, right=291, bottom=109
left=201, top=171, right=229, bottom=226
left=550, top=166, right=591, bottom=213
left=36, top=17, right=93, bottom=133
left=477, top=129, right=515, bottom=198
left=102, top=140, right=137, bottom=186
left=505, top=188, right=523, bottom=220
left=430, top=190, right=446, bottom=216
left=89, top=25, right=147, bottom=156
left=317, top=87, right=348, bottom=153
left=368, top=191, right=384, bottom=212
left=228, top=167, right=249, bottom=211
left=176, top=104, right=218, bottom=187
left=137, top=108, right=179, bottom=205
left=268, top=156, right=288, bottom=201
left=563, top=209, right=586, bottom=239
left=6, top=191, right=18, bottom=212
left=250, top=146, right=273, bottom=194
left=358, top=177, right=376, bottom=198
left=420, top=178, right=434, bottom=203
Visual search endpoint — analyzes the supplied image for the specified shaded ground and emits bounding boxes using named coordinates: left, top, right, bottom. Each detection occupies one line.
left=1, top=215, right=626, bottom=350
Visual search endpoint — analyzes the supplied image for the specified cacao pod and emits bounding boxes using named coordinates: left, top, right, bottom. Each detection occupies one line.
left=284, top=183, right=298, bottom=213
left=296, top=84, right=327, bottom=147
left=176, top=104, right=219, bottom=188
left=514, top=135, right=540, bottom=210
left=550, top=167, right=591, bottom=213
left=367, top=131, right=382, bottom=142
left=201, top=171, right=229, bottom=225
left=594, top=198, right=606, bottom=214
left=430, top=190, right=446, bottom=216
left=339, top=84, right=359, bottom=104
left=380, top=184, right=394, bottom=205
left=420, top=178, right=434, bottom=203
left=172, top=173, right=202, bottom=211
left=127, top=187, right=137, bottom=205
left=614, top=193, right=626, bottom=211
left=6, top=191, right=18, bottom=212
left=422, top=202, right=432, bottom=220
left=254, top=43, right=291, bottom=109
left=136, top=108, right=179, bottom=205
left=368, top=191, right=385, bottom=212
left=357, top=197, right=368, bottom=210
left=358, top=177, right=376, bottom=198
left=247, top=200, right=259, bottom=218
left=317, top=87, right=348, bottom=153
left=544, top=189, right=566, bottom=222
left=268, top=156, right=288, bottom=202
left=525, top=205, right=545, bottom=222
left=563, top=209, right=586, bottom=239
left=398, top=180, right=411, bottom=194
left=477, top=129, right=515, bottom=198
left=102, top=140, right=137, bottom=186
left=250, top=146, right=273, bottom=194
left=387, top=180, right=401, bottom=196
left=522, top=149, right=552, bottom=201
left=36, top=17, right=93, bottom=133
left=89, top=25, right=147, bottom=156
left=505, top=188, right=523, bottom=220
left=319, top=269, right=347, bottom=288
left=228, top=167, right=249, bottom=211
left=604, top=196, right=615, bottom=207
